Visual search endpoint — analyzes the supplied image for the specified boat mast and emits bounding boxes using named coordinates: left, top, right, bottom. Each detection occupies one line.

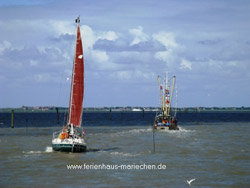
left=67, top=55, right=76, bottom=129
left=165, top=72, right=169, bottom=117
left=169, top=76, right=176, bottom=116
left=157, top=76, right=164, bottom=112
left=174, top=83, right=178, bottom=117
left=67, top=16, right=81, bottom=128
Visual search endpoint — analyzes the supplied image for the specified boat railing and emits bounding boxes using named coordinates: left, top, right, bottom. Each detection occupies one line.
left=53, top=129, right=84, bottom=139
left=53, top=131, right=61, bottom=139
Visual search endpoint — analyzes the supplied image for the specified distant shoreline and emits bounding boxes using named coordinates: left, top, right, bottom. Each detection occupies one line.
left=0, top=106, right=250, bottom=113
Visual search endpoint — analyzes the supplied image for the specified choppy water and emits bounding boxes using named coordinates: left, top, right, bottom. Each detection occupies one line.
left=0, top=112, right=250, bottom=187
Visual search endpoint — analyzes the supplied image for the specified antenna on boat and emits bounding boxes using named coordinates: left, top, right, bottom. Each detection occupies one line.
left=75, top=16, right=80, bottom=23
left=169, top=75, right=176, bottom=116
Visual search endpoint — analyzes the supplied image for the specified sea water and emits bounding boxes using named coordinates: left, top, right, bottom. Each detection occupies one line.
left=0, top=112, right=250, bottom=187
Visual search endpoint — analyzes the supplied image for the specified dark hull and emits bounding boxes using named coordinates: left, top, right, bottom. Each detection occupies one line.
left=169, top=125, right=179, bottom=130
left=52, top=144, right=87, bottom=152
left=154, top=125, right=179, bottom=130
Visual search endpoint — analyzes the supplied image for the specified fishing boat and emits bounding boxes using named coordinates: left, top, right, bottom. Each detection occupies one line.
left=52, top=17, right=87, bottom=152
left=153, top=73, right=179, bottom=130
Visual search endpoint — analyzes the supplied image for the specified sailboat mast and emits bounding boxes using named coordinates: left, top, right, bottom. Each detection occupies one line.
left=67, top=19, right=79, bottom=128
left=67, top=60, right=76, bottom=128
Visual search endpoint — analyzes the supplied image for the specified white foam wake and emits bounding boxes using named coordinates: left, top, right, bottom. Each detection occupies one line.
left=112, top=128, right=152, bottom=137
left=110, top=151, right=140, bottom=157
left=157, top=126, right=195, bottom=133
left=23, top=151, right=42, bottom=155
left=23, top=146, right=53, bottom=155
left=45, top=146, right=53, bottom=153
left=127, top=128, right=152, bottom=133
left=178, top=127, right=196, bottom=132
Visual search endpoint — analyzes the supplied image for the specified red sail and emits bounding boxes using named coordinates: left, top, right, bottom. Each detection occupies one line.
left=68, top=24, right=84, bottom=127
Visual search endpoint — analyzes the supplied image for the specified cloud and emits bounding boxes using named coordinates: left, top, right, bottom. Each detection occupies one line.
left=0, top=40, right=11, bottom=55
left=93, top=39, right=128, bottom=52
left=129, top=26, right=149, bottom=46
left=92, top=50, right=109, bottom=62
left=90, top=50, right=119, bottom=70
left=153, top=32, right=178, bottom=49
left=34, top=73, right=51, bottom=83
left=30, top=59, right=39, bottom=66
left=154, top=50, right=174, bottom=64
left=110, top=70, right=155, bottom=83
left=152, top=32, right=181, bottom=71
left=81, top=25, right=119, bottom=51
left=197, top=39, right=223, bottom=46
left=0, top=20, right=124, bottom=89
left=49, top=20, right=74, bottom=35
left=98, top=31, right=118, bottom=41
left=0, top=43, right=70, bottom=87
left=94, top=38, right=165, bottom=52
left=81, top=25, right=97, bottom=51
left=180, top=59, right=192, bottom=70
left=1, top=0, right=250, bottom=107
left=51, top=34, right=75, bottom=42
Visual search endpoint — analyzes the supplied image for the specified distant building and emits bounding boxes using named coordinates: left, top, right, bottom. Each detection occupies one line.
left=132, top=108, right=142, bottom=112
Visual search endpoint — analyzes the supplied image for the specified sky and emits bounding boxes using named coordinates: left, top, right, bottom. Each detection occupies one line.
left=0, top=0, right=250, bottom=108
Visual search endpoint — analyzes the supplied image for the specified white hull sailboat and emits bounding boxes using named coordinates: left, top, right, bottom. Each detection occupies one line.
left=52, top=17, right=87, bottom=152
left=153, top=73, right=179, bottom=130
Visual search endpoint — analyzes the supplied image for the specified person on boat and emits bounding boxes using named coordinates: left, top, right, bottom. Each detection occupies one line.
left=169, top=118, right=174, bottom=129
left=82, top=129, right=86, bottom=137
left=59, top=125, right=69, bottom=139
left=174, top=118, right=178, bottom=126
left=69, top=124, right=74, bottom=135
left=162, top=119, right=166, bottom=126
left=166, top=121, right=170, bottom=127
left=169, top=118, right=179, bottom=130
left=154, top=120, right=158, bottom=127
left=157, top=121, right=162, bottom=126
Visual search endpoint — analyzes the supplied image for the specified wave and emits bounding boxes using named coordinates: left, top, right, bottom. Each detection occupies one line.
left=23, top=146, right=53, bottom=155
left=174, top=126, right=195, bottom=133
left=156, top=126, right=195, bottom=133
left=45, top=146, right=53, bottom=153
left=114, top=127, right=194, bottom=136
left=111, top=128, right=152, bottom=137
left=23, top=150, right=42, bottom=155
left=95, top=150, right=140, bottom=157
left=127, top=128, right=152, bottom=133
left=154, top=127, right=196, bottom=139
left=110, top=151, right=140, bottom=157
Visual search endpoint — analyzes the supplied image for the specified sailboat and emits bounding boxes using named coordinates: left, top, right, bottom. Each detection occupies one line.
left=52, top=17, right=87, bottom=152
left=153, top=73, right=179, bottom=130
